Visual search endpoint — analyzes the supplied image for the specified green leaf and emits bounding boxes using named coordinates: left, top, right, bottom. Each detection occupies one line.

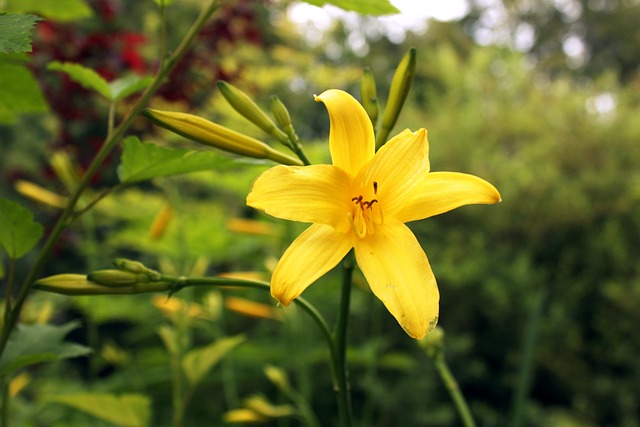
left=0, top=198, right=44, bottom=259
left=109, top=74, right=154, bottom=101
left=0, top=59, right=49, bottom=123
left=48, top=393, right=151, bottom=427
left=182, top=335, right=245, bottom=387
left=4, top=0, right=93, bottom=22
left=118, top=136, right=238, bottom=184
left=300, top=0, right=399, bottom=15
left=47, top=61, right=111, bottom=99
left=0, top=321, right=92, bottom=375
left=0, top=13, right=42, bottom=53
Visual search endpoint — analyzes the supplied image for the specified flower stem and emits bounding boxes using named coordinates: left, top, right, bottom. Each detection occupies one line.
left=333, top=251, right=354, bottom=427
left=509, top=288, right=546, bottom=427
left=432, top=352, right=476, bottom=427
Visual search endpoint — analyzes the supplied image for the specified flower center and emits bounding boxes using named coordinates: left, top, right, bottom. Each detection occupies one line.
left=348, top=181, right=383, bottom=238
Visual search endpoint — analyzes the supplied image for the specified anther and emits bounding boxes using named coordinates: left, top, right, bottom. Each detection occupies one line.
left=373, top=181, right=378, bottom=195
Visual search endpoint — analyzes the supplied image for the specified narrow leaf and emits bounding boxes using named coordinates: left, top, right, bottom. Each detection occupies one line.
left=182, top=335, right=245, bottom=387
left=118, top=136, right=237, bottom=184
left=0, top=13, right=42, bottom=53
left=300, top=0, right=399, bottom=15
left=0, top=321, right=92, bottom=375
left=109, top=74, right=154, bottom=101
left=47, top=61, right=111, bottom=99
left=48, top=393, right=151, bottom=427
left=0, top=198, right=44, bottom=259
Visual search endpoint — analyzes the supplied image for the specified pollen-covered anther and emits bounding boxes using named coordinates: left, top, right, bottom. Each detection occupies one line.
left=351, top=195, right=378, bottom=210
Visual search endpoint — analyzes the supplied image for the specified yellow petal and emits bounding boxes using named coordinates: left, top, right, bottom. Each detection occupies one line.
left=355, top=128, right=430, bottom=217
left=353, top=222, right=439, bottom=339
left=395, top=172, right=502, bottom=223
left=315, top=89, right=375, bottom=176
left=272, top=224, right=352, bottom=305
left=247, top=164, right=352, bottom=231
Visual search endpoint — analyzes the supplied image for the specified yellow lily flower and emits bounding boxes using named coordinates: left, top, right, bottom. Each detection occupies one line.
left=246, top=89, right=501, bottom=339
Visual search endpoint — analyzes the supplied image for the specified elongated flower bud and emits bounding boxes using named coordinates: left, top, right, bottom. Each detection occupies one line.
left=269, top=96, right=299, bottom=143
left=33, top=274, right=112, bottom=295
left=88, top=269, right=147, bottom=287
left=143, top=109, right=302, bottom=165
left=263, top=365, right=290, bottom=392
left=14, top=180, right=67, bottom=209
left=376, top=48, right=417, bottom=149
left=50, top=151, right=79, bottom=193
left=360, top=67, right=379, bottom=126
left=217, top=81, right=289, bottom=143
left=112, top=258, right=162, bottom=282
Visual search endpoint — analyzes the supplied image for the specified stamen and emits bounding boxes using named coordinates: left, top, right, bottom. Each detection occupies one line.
left=373, top=181, right=378, bottom=195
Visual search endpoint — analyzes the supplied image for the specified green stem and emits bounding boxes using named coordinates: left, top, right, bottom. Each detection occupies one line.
left=509, top=289, right=546, bottom=427
left=286, top=134, right=311, bottom=166
left=333, top=251, right=354, bottom=427
left=433, top=353, right=476, bottom=427
left=3, top=260, right=15, bottom=329
left=1, top=375, right=9, bottom=427
left=0, top=0, right=221, bottom=359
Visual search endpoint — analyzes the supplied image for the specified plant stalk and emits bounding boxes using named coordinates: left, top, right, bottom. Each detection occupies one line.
left=333, top=251, right=354, bottom=427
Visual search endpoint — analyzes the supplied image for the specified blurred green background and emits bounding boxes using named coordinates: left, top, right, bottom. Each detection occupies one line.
left=1, top=0, right=640, bottom=425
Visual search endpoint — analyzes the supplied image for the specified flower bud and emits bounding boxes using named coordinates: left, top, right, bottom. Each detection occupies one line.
left=14, top=180, right=67, bottom=209
left=88, top=269, right=147, bottom=287
left=143, top=108, right=302, bottom=166
left=50, top=150, right=80, bottom=193
left=217, top=80, right=288, bottom=143
left=112, top=258, right=162, bottom=281
left=263, top=365, right=290, bottom=392
left=33, top=274, right=111, bottom=295
left=269, top=96, right=299, bottom=144
left=243, top=395, right=296, bottom=418
left=223, top=408, right=268, bottom=423
left=376, top=47, right=416, bottom=149
left=360, top=67, right=379, bottom=126
left=418, top=326, right=445, bottom=360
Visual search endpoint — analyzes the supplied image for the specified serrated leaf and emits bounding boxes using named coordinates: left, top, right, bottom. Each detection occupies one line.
left=109, top=74, right=154, bottom=101
left=48, top=393, right=150, bottom=427
left=47, top=61, right=111, bottom=99
left=4, top=0, right=93, bottom=22
left=0, top=321, right=92, bottom=375
left=0, top=61, right=49, bottom=123
left=118, top=136, right=238, bottom=184
left=183, top=335, right=245, bottom=387
left=0, top=198, right=44, bottom=259
left=300, top=0, right=399, bottom=15
left=0, top=13, right=42, bottom=54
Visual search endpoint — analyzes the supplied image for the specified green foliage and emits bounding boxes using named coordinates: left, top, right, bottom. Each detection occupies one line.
left=109, top=74, right=154, bottom=101
left=301, top=0, right=399, bottom=15
left=46, top=62, right=152, bottom=102
left=3, top=0, right=92, bottom=22
left=0, top=198, right=43, bottom=259
left=0, top=321, right=91, bottom=375
left=0, top=13, right=42, bottom=53
left=47, top=393, right=151, bottom=427
left=0, top=55, right=49, bottom=123
left=182, top=334, right=245, bottom=387
left=47, top=61, right=111, bottom=99
left=118, top=136, right=239, bottom=184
